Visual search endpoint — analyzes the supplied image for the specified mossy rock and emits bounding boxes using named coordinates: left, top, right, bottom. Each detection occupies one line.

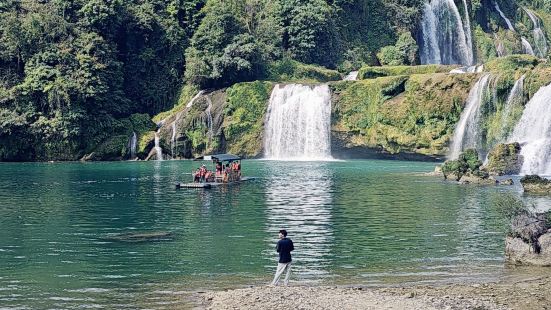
left=485, top=55, right=540, bottom=72
left=485, top=142, right=522, bottom=175
left=267, top=58, right=341, bottom=83
left=357, top=65, right=456, bottom=80
left=223, top=81, right=273, bottom=157
left=521, top=175, right=551, bottom=194
left=138, top=131, right=156, bottom=158
left=441, top=149, right=482, bottom=181
left=88, top=135, right=130, bottom=161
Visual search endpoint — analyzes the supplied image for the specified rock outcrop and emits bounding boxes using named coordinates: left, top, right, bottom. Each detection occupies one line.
left=505, top=211, right=551, bottom=266
left=441, top=149, right=498, bottom=184
left=485, top=143, right=522, bottom=175
left=521, top=175, right=551, bottom=194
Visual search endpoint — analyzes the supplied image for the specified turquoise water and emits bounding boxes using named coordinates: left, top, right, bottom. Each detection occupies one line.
left=0, top=160, right=536, bottom=309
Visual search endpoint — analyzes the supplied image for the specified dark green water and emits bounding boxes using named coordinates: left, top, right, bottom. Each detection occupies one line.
left=0, top=160, right=536, bottom=309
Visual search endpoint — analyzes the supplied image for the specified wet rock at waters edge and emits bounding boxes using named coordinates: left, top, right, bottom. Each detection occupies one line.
left=521, top=175, right=551, bottom=194
left=102, top=231, right=174, bottom=243
left=500, top=178, right=514, bottom=186
left=442, top=149, right=499, bottom=184
left=485, top=143, right=523, bottom=176
left=506, top=232, right=551, bottom=266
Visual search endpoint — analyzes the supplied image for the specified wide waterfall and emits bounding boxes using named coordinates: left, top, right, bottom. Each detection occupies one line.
left=525, top=9, right=549, bottom=58
left=449, top=75, right=491, bottom=159
left=509, top=83, right=551, bottom=175
left=419, top=0, right=473, bottom=65
left=264, top=84, right=332, bottom=160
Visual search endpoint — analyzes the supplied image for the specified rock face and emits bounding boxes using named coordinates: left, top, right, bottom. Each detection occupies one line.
left=506, top=233, right=551, bottom=266
left=485, top=143, right=522, bottom=175
left=521, top=175, right=551, bottom=194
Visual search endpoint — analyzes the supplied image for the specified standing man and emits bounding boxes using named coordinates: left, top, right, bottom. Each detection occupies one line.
left=271, top=229, right=294, bottom=286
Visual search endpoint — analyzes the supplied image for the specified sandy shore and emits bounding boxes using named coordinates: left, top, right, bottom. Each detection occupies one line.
left=195, top=271, right=551, bottom=310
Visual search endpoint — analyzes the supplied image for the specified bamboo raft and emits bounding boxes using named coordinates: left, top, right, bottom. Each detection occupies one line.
left=176, top=177, right=256, bottom=189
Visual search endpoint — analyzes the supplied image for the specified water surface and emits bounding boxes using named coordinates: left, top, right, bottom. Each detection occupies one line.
left=0, top=160, right=541, bottom=309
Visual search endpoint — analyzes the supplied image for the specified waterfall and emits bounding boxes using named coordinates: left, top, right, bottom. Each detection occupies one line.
left=154, top=131, right=163, bottom=161
left=525, top=9, right=549, bottom=58
left=462, top=0, right=473, bottom=56
left=449, top=65, right=484, bottom=74
left=420, top=0, right=473, bottom=65
left=205, top=97, right=213, bottom=148
left=521, top=38, right=535, bottom=56
left=497, top=75, right=525, bottom=142
left=264, top=84, right=332, bottom=160
left=509, top=83, right=551, bottom=175
left=170, top=121, right=176, bottom=158
left=129, top=132, right=137, bottom=159
left=449, top=74, right=492, bottom=159
left=494, top=2, right=516, bottom=31
left=186, top=90, right=205, bottom=108
left=343, top=71, right=358, bottom=81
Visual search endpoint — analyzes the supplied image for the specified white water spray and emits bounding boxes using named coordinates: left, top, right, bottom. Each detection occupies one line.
left=525, top=9, right=549, bottom=58
left=449, top=75, right=491, bottom=159
left=264, top=84, right=332, bottom=160
left=420, top=0, right=473, bottom=65
left=154, top=131, right=163, bottom=161
left=509, top=83, right=551, bottom=175
left=129, top=132, right=137, bottom=159
left=343, top=71, right=358, bottom=81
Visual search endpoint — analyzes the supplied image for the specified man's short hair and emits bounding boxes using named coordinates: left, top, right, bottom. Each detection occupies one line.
left=279, top=229, right=287, bottom=237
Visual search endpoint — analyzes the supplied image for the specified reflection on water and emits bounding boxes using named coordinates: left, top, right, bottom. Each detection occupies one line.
left=264, top=162, right=334, bottom=280
left=1, top=160, right=551, bottom=308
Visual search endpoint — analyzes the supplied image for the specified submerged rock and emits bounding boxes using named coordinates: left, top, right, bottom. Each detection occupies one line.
left=500, top=178, right=514, bottom=186
left=102, top=231, right=174, bottom=243
left=521, top=175, right=551, bottom=194
left=485, top=143, right=522, bottom=176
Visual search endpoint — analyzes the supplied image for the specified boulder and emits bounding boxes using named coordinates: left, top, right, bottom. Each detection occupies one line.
left=500, top=178, right=514, bottom=185
left=506, top=232, right=551, bottom=266
left=521, top=175, right=551, bottom=194
left=458, top=170, right=498, bottom=185
left=485, top=143, right=522, bottom=175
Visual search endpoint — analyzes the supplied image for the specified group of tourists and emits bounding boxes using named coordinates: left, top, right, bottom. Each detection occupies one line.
left=193, top=161, right=241, bottom=183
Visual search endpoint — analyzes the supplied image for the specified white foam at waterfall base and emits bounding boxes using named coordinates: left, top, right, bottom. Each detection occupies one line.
left=420, top=0, right=473, bottom=65
left=509, top=83, right=551, bottom=175
left=449, top=75, right=491, bottom=159
left=154, top=132, right=163, bottom=161
left=264, top=84, right=333, bottom=161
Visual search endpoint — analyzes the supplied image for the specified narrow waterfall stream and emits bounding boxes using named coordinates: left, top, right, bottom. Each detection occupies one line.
left=264, top=84, right=332, bottom=160
left=420, top=0, right=473, bottom=65
left=525, top=9, right=549, bottom=58
left=494, top=2, right=535, bottom=56
left=129, top=132, right=137, bottom=159
left=449, top=74, right=491, bottom=159
left=154, top=131, right=163, bottom=161
left=508, top=83, right=551, bottom=175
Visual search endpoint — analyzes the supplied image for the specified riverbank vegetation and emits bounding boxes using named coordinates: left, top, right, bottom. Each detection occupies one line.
left=1, top=0, right=551, bottom=160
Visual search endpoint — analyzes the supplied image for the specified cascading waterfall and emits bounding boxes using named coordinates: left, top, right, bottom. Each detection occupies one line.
left=461, top=0, right=473, bottom=55
left=525, top=9, right=549, bottom=58
left=129, top=132, right=137, bottom=159
left=186, top=90, right=205, bottom=108
left=494, top=2, right=515, bottom=31
left=204, top=97, right=214, bottom=148
left=494, top=2, right=535, bottom=56
left=508, top=83, right=551, bottom=175
left=449, top=74, right=491, bottom=159
left=449, top=65, right=484, bottom=74
left=521, top=38, right=535, bottom=56
left=420, top=0, right=473, bottom=65
left=154, top=131, right=163, bottom=161
left=170, top=121, right=176, bottom=158
left=499, top=75, right=525, bottom=138
left=343, top=71, right=358, bottom=81
left=264, top=84, right=332, bottom=160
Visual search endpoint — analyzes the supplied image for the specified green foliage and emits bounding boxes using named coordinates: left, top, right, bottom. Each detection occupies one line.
left=129, top=114, right=156, bottom=133
left=441, top=149, right=482, bottom=179
left=223, top=81, right=273, bottom=157
left=377, top=32, right=418, bottom=66
left=358, top=65, right=455, bottom=80
left=485, top=55, right=540, bottom=72
left=267, top=58, right=341, bottom=83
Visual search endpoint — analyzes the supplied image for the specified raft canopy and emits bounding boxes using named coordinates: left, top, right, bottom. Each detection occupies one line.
left=197, top=154, right=241, bottom=162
